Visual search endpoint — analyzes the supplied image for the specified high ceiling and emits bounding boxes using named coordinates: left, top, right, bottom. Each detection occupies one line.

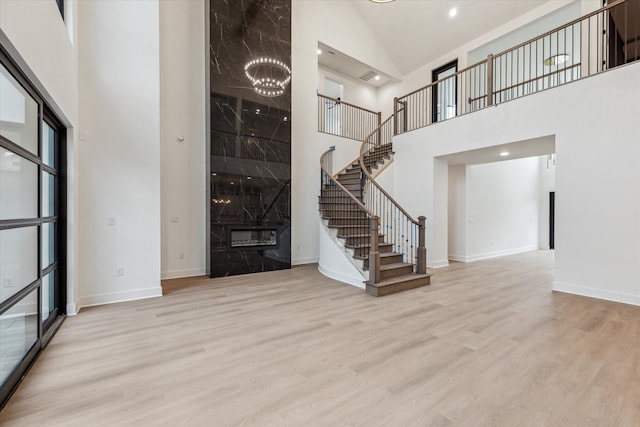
left=350, top=0, right=553, bottom=75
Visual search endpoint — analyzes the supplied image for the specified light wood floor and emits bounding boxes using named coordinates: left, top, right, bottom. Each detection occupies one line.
left=1, top=251, right=639, bottom=426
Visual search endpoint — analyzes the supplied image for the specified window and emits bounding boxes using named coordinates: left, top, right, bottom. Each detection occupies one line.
left=0, top=46, right=66, bottom=407
left=55, top=0, right=64, bottom=20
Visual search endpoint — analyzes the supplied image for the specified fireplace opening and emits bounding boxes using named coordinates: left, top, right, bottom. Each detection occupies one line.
left=229, top=226, right=278, bottom=250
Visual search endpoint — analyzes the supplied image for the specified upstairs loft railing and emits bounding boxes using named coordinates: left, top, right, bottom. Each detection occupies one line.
left=395, top=0, right=639, bottom=134
left=318, top=94, right=382, bottom=142
left=359, top=117, right=427, bottom=276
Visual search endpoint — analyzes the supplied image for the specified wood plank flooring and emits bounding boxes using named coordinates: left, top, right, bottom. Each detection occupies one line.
left=1, top=250, right=639, bottom=426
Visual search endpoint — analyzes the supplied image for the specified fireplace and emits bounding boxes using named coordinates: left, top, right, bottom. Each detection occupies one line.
left=229, top=226, right=278, bottom=250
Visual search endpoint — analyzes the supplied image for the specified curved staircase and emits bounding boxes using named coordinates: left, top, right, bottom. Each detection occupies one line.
left=320, top=131, right=431, bottom=296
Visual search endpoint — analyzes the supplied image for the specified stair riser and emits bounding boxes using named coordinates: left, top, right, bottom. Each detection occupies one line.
left=364, top=255, right=403, bottom=269
left=341, top=235, right=384, bottom=246
left=366, top=275, right=430, bottom=297
left=380, top=265, right=414, bottom=281
left=333, top=227, right=370, bottom=236
left=352, top=245, right=393, bottom=257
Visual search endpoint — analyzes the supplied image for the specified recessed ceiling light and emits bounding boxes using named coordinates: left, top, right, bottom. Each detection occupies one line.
left=500, top=151, right=509, bottom=157
left=230, top=182, right=235, bottom=185
left=449, top=8, right=458, bottom=17
left=544, top=54, right=570, bottom=66
left=247, top=176, right=252, bottom=180
left=317, top=48, right=322, bottom=55
left=212, top=172, right=217, bottom=176
left=369, top=0, right=395, bottom=3
left=283, top=116, right=288, bottom=121
left=3, top=152, right=15, bottom=157
left=374, top=75, right=381, bottom=81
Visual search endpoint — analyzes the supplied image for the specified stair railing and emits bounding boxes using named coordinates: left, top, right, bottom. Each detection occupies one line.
left=320, top=147, right=381, bottom=283
left=395, top=0, right=636, bottom=135
left=359, top=119, right=427, bottom=275
left=318, top=93, right=382, bottom=142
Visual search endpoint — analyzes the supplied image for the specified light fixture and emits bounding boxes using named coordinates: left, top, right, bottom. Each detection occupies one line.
left=500, top=151, right=509, bottom=157
left=283, top=116, right=288, bottom=122
left=255, top=108, right=260, bottom=115
left=212, top=172, right=217, bottom=176
left=212, top=198, right=231, bottom=204
left=449, top=8, right=458, bottom=17
left=247, top=176, right=252, bottom=180
left=244, top=57, right=291, bottom=98
left=230, top=182, right=235, bottom=185
left=374, top=75, right=381, bottom=81
left=3, top=152, right=14, bottom=157
left=369, top=0, right=395, bottom=3
left=544, top=54, right=570, bottom=66
left=317, top=48, right=322, bottom=55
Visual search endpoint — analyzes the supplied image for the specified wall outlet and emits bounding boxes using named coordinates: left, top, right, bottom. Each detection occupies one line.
left=116, top=268, right=124, bottom=277
left=3, top=278, right=14, bottom=288
left=179, top=252, right=185, bottom=260
left=108, top=217, right=117, bottom=226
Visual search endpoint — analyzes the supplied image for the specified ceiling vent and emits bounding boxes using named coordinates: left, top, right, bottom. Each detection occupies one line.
left=359, top=71, right=378, bottom=81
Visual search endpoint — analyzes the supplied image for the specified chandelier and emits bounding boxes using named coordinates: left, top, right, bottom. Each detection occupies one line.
left=244, top=57, right=291, bottom=97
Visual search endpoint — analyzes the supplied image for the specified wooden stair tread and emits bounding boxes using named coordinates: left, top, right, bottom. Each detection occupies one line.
left=366, top=273, right=432, bottom=297
left=379, top=262, right=412, bottom=271
left=354, top=252, right=401, bottom=260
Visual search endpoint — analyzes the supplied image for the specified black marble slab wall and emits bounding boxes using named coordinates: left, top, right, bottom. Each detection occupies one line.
left=209, top=0, right=291, bottom=277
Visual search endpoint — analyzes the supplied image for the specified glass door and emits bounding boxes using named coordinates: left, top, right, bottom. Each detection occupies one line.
left=0, top=47, right=66, bottom=407
left=432, top=60, right=458, bottom=123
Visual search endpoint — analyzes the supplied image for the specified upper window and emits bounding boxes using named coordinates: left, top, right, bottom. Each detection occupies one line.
left=55, top=0, right=64, bottom=20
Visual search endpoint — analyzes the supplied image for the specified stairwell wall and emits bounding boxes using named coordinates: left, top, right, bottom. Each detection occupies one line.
left=392, top=62, right=640, bottom=306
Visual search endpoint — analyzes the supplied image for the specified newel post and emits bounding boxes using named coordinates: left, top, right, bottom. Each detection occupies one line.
left=393, top=97, right=398, bottom=135
left=369, top=216, right=380, bottom=284
left=486, top=54, right=494, bottom=106
left=417, top=216, right=427, bottom=274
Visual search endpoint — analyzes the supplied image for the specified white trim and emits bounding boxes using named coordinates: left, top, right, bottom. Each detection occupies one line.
left=452, top=246, right=538, bottom=263
left=293, top=257, right=319, bottom=265
left=66, top=302, right=78, bottom=315
left=161, top=268, right=206, bottom=280
left=428, top=259, right=450, bottom=268
left=77, top=287, right=163, bottom=310
left=317, top=265, right=365, bottom=289
left=553, top=281, right=640, bottom=307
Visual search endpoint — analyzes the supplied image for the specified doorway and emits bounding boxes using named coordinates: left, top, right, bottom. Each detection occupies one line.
left=549, top=192, right=555, bottom=250
left=432, top=59, right=458, bottom=123
left=323, top=78, right=343, bottom=134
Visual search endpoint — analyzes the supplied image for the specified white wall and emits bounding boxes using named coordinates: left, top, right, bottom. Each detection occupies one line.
left=291, top=0, right=401, bottom=265
left=76, top=0, right=162, bottom=307
left=448, top=165, right=466, bottom=260
left=393, top=62, right=640, bottom=306
left=464, top=158, right=540, bottom=261
left=159, top=0, right=206, bottom=280
left=0, top=0, right=80, bottom=314
left=318, top=66, right=378, bottom=112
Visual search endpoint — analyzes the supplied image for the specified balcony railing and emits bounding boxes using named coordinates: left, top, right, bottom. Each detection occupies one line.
left=317, top=94, right=381, bottom=142
left=395, top=0, right=639, bottom=134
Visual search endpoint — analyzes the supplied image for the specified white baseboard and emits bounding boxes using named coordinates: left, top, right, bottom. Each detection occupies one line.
left=66, top=302, right=78, bottom=316
left=428, top=260, right=450, bottom=268
left=553, top=281, right=640, bottom=307
left=78, top=287, right=163, bottom=311
left=161, top=267, right=206, bottom=280
left=318, top=264, right=365, bottom=289
left=453, top=246, right=538, bottom=263
left=293, top=257, right=319, bottom=265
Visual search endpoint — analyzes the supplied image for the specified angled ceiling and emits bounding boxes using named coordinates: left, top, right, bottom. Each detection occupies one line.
left=317, top=42, right=395, bottom=87
left=350, top=0, right=553, bottom=75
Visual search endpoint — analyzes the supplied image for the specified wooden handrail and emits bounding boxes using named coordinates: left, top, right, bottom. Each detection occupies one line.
left=317, top=93, right=380, bottom=116
left=359, top=116, right=419, bottom=226
left=467, top=63, right=582, bottom=103
left=320, top=147, right=374, bottom=216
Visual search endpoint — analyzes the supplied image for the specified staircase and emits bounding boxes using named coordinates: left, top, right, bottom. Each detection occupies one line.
left=320, top=142, right=431, bottom=296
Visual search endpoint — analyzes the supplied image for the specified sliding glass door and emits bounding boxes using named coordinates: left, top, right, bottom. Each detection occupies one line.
left=0, top=48, right=66, bottom=407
